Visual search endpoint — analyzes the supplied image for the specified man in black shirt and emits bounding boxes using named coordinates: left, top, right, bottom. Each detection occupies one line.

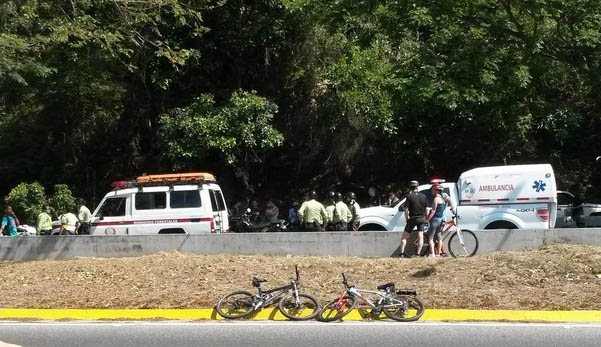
left=398, top=180, right=428, bottom=258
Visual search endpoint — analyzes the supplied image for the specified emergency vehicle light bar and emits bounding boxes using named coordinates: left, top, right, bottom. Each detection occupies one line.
left=110, top=172, right=217, bottom=190
left=136, top=172, right=216, bottom=184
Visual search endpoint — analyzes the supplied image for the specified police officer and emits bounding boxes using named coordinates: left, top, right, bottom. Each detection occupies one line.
left=334, top=192, right=352, bottom=231
left=324, top=191, right=337, bottom=231
left=36, top=205, right=53, bottom=235
left=59, top=209, right=79, bottom=235
left=297, top=191, right=328, bottom=231
left=77, top=199, right=92, bottom=235
left=346, top=192, right=361, bottom=231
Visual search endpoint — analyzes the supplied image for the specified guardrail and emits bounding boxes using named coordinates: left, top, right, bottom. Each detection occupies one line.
left=1, top=229, right=601, bottom=262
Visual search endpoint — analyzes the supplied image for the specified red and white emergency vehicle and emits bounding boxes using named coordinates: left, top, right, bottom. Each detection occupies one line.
left=359, top=164, right=558, bottom=231
left=90, top=172, right=229, bottom=235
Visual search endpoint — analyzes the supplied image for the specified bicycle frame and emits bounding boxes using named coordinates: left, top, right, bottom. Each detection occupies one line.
left=346, top=287, right=393, bottom=309
left=251, top=265, right=302, bottom=309
left=335, top=273, right=402, bottom=310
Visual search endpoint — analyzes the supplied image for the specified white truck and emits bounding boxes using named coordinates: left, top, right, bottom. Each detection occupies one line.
left=359, top=164, right=558, bottom=231
left=90, top=172, right=229, bottom=235
left=555, top=191, right=601, bottom=228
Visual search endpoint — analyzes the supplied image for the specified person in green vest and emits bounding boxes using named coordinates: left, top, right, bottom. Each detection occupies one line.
left=324, top=191, right=337, bottom=231
left=1, top=205, right=20, bottom=237
left=346, top=192, right=361, bottom=231
left=36, top=205, right=53, bottom=235
left=59, top=210, right=79, bottom=235
left=297, top=191, right=328, bottom=232
left=334, top=192, right=352, bottom=231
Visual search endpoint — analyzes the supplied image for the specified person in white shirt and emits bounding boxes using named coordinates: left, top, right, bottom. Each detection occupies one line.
left=77, top=199, right=92, bottom=235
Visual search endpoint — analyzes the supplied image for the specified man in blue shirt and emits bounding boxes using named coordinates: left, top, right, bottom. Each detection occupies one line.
left=1, top=205, right=20, bottom=237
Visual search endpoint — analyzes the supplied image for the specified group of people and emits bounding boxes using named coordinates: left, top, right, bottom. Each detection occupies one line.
left=0, top=199, right=92, bottom=237
left=398, top=180, right=455, bottom=258
left=290, top=191, right=361, bottom=232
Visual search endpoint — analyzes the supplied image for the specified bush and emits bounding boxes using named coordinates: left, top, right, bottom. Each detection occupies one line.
left=49, top=184, right=76, bottom=215
left=5, top=182, right=47, bottom=225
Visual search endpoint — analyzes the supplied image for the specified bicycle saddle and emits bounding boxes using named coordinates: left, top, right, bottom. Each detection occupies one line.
left=377, top=282, right=395, bottom=291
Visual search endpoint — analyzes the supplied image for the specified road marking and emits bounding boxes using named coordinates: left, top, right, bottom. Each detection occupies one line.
left=2, top=321, right=601, bottom=328
left=1, top=308, right=600, bottom=322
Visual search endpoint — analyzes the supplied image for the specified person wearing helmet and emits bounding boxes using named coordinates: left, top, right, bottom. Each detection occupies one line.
left=426, top=184, right=446, bottom=258
left=346, top=192, right=361, bottom=231
left=324, top=191, right=337, bottom=231
left=399, top=180, right=428, bottom=258
left=297, top=191, right=328, bottom=231
left=333, top=192, right=352, bottom=231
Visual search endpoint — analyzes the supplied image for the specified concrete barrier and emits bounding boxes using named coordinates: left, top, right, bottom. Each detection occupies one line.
left=1, top=229, right=600, bottom=262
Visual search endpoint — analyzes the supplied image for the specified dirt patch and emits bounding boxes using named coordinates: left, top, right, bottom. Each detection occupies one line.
left=1, top=243, right=600, bottom=310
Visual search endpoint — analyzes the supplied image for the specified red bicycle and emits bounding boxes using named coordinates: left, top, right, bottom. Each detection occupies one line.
left=317, top=273, right=425, bottom=322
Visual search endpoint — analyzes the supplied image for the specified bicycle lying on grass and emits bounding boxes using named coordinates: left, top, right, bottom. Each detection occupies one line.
left=215, top=265, right=320, bottom=320
left=317, top=273, right=425, bottom=322
left=415, top=215, right=479, bottom=257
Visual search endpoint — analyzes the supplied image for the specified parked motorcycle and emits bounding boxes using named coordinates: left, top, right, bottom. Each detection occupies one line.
left=229, top=209, right=287, bottom=233
left=16, top=225, right=37, bottom=236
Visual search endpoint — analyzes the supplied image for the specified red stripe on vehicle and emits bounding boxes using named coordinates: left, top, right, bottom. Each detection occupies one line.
left=478, top=199, right=490, bottom=202
left=92, top=217, right=213, bottom=227
left=536, top=197, right=550, bottom=200
left=497, top=198, right=510, bottom=201
left=517, top=198, right=529, bottom=201
left=460, top=200, right=471, bottom=203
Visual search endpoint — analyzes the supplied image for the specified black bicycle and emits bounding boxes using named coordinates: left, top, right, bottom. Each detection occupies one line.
left=215, top=265, right=320, bottom=320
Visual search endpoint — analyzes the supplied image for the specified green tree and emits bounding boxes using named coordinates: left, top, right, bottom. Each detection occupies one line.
left=49, top=184, right=76, bottom=215
left=5, top=182, right=47, bottom=225
left=159, top=90, right=284, bottom=192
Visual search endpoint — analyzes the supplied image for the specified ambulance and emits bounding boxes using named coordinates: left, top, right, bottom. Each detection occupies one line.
left=359, top=164, right=558, bottom=231
left=90, top=172, right=229, bottom=235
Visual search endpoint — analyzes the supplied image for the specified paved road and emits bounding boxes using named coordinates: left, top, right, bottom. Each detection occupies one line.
left=1, top=321, right=601, bottom=347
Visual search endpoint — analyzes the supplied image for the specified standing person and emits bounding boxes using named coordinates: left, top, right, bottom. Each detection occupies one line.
left=334, top=192, right=352, bottom=231
left=297, top=191, right=328, bottom=231
left=399, top=181, right=428, bottom=258
left=36, top=205, right=53, bottom=236
left=265, top=200, right=280, bottom=223
left=324, top=191, right=337, bottom=231
left=0, top=205, right=20, bottom=237
left=59, top=210, right=78, bottom=235
left=435, top=187, right=455, bottom=256
left=77, top=199, right=92, bottom=235
left=367, top=187, right=379, bottom=206
left=346, top=192, right=361, bottom=231
left=288, top=201, right=300, bottom=230
left=426, top=184, right=446, bottom=258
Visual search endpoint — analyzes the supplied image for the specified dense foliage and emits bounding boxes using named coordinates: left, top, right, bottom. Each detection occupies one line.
left=1, top=0, right=601, bottom=206
left=5, top=182, right=46, bottom=224
left=4, top=182, right=76, bottom=223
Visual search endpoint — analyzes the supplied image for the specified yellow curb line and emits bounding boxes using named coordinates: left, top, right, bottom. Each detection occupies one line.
left=1, top=308, right=601, bottom=322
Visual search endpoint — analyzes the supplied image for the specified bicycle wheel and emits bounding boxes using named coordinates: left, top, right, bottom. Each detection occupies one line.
left=448, top=229, right=479, bottom=257
left=278, top=292, right=320, bottom=320
left=215, top=291, right=256, bottom=319
left=317, top=295, right=357, bottom=322
left=382, top=294, right=425, bottom=322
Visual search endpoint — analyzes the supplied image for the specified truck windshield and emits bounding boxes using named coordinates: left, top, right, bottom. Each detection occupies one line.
left=98, top=197, right=126, bottom=217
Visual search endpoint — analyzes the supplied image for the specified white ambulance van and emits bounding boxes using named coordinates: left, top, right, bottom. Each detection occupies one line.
left=359, top=164, right=557, bottom=231
left=90, top=172, right=229, bottom=235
